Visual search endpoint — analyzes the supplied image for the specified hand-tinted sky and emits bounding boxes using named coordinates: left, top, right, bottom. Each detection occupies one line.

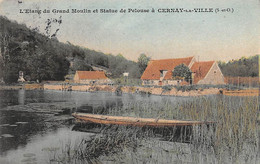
left=0, top=0, right=259, bottom=61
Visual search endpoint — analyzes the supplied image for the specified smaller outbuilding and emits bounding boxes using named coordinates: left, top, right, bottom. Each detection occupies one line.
left=74, top=71, right=110, bottom=84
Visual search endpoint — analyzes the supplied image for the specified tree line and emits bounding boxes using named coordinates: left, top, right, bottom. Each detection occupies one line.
left=218, top=55, right=259, bottom=77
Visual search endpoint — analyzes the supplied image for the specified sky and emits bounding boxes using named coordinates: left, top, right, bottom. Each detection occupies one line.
left=0, top=0, right=259, bottom=62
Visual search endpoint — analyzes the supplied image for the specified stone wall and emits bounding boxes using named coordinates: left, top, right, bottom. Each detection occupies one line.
left=43, top=84, right=63, bottom=90
left=24, top=84, right=44, bottom=90
left=43, top=84, right=221, bottom=96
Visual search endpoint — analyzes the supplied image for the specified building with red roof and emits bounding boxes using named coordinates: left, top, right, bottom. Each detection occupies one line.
left=74, top=71, right=111, bottom=84
left=191, top=61, right=225, bottom=85
left=141, top=56, right=225, bottom=86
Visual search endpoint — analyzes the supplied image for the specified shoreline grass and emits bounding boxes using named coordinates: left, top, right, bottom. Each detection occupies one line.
left=45, top=95, right=259, bottom=163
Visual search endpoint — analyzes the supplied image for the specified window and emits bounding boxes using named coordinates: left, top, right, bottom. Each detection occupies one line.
left=160, top=70, right=168, bottom=77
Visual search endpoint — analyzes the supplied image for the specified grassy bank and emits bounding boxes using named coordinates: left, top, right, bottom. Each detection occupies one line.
left=43, top=95, right=259, bottom=163
left=108, top=96, right=259, bottom=163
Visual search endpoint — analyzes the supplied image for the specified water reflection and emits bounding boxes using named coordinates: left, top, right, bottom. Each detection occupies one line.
left=0, top=111, right=45, bottom=154
left=0, top=90, right=187, bottom=163
left=18, top=89, right=25, bottom=105
left=0, top=127, right=90, bottom=164
left=0, top=90, right=184, bottom=109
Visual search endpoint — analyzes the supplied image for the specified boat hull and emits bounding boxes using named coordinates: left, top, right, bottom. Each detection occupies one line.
left=72, top=113, right=214, bottom=127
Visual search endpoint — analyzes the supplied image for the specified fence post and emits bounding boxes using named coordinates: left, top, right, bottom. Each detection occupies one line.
left=249, top=76, right=250, bottom=88
left=238, top=77, right=239, bottom=89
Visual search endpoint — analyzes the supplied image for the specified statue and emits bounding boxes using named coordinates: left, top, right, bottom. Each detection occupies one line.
left=17, top=71, right=25, bottom=82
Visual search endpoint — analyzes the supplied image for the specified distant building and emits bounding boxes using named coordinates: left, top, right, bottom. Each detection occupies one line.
left=74, top=71, right=111, bottom=84
left=141, top=56, right=195, bottom=86
left=141, top=56, right=225, bottom=86
left=123, top=72, right=129, bottom=77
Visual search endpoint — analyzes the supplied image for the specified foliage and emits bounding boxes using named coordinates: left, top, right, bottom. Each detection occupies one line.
left=71, top=57, right=93, bottom=72
left=162, top=85, right=172, bottom=91
left=50, top=96, right=258, bottom=163
left=0, top=16, right=70, bottom=83
left=173, top=84, right=241, bottom=92
left=218, top=55, right=259, bottom=77
left=172, top=64, right=192, bottom=82
left=107, top=96, right=258, bottom=163
left=0, top=55, right=3, bottom=79
left=67, top=46, right=142, bottom=78
left=113, top=77, right=142, bottom=86
left=42, top=95, right=258, bottom=163
left=137, top=53, right=150, bottom=74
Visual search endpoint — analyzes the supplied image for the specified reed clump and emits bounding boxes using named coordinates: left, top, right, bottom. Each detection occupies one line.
left=71, top=125, right=150, bottom=163
left=47, top=95, right=259, bottom=163
left=107, top=95, right=259, bottom=163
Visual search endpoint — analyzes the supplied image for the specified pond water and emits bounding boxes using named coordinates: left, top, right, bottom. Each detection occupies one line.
left=0, top=90, right=188, bottom=164
left=0, top=90, right=259, bottom=164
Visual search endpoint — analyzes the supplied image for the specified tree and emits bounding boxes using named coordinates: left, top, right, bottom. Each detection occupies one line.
left=3, top=62, right=18, bottom=83
left=0, top=16, right=71, bottom=83
left=218, top=55, right=259, bottom=77
left=172, top=64, right=192, bottom=83
left=0, top=54, right=3, bottom=80
left=72, top=58, right=93, bottom=72
left=138, top=53, right=150, bottom=74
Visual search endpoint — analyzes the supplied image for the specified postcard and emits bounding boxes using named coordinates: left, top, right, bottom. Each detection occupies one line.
left=0, top=0, right=259, bottom=163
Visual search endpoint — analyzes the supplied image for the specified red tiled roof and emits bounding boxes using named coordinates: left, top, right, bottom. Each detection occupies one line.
left=141, top=57, right=194, bottom=80
left=76, top=71, right=108, bottom=80
left=191, top=61, right=215, bottom=84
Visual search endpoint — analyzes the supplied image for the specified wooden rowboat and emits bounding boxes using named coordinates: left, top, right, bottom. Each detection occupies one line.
left=72, top=113, right=214, bottom=127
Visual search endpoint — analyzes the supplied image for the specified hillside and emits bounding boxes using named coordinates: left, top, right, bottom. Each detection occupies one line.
left=0, top=16, right=141, bottom=83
